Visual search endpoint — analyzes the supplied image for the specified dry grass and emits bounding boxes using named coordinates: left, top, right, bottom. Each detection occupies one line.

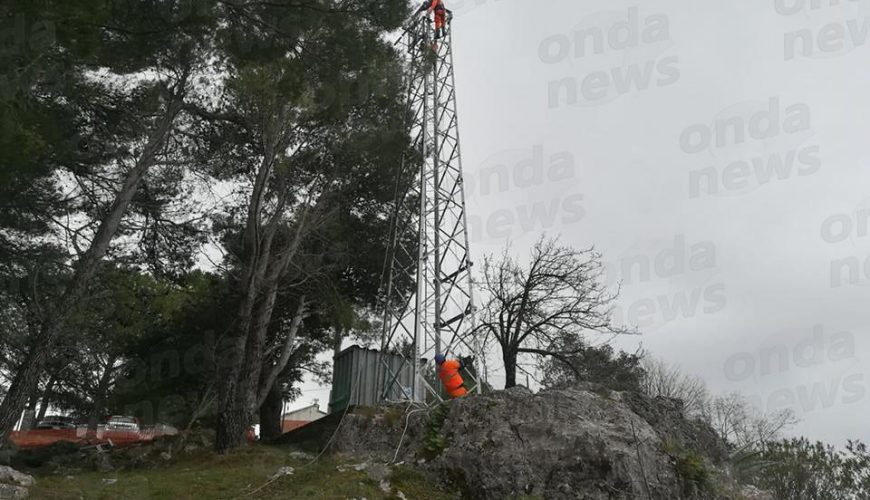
left=28, top=444, right=453, bottom=499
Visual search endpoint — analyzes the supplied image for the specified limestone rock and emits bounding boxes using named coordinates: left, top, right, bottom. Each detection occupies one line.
left=740, top=485, right=774, bottom=500
left=288, top=450, right=314, bottom=461
left=0, top=467, right=33, bottom=488
left=433, top=385, right=683, bottom=498
left=0, top=483, right=28, bottom=499
left=364, top=463, right=390, bottom=483
left=0, top=466, right=33, bottom=500
left=270, top=466, right=294, bottom=480
left=331, top=384, right=733, bottom=499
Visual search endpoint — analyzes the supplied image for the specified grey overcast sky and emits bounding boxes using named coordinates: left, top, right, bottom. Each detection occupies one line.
left=298, top=0, right=869, bottom=446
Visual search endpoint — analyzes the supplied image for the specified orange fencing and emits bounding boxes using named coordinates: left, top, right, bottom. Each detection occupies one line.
left=10, top=428, right=175, bottom=449
left=11, top=427, right=256, bottom=449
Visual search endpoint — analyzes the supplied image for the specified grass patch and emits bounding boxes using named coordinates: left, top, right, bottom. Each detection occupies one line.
left=28, top=444, right=449, bottom=499
left=391, top=464, right=459, bottom=500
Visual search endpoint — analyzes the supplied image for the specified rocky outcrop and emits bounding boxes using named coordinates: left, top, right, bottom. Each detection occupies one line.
left=435, top=386, right=690, bottom=498
left=0, top=466, right=33, bottom=499
left=330, top=384, right=746, bottom=499
left=740, top=485, right=775, bottom=500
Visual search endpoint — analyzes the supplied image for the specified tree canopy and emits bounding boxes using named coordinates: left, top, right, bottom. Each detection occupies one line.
left=0, top=0, right=413, bottom=451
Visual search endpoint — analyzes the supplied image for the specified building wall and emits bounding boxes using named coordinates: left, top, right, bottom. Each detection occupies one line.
left=282, top=405, right=326, bottom=422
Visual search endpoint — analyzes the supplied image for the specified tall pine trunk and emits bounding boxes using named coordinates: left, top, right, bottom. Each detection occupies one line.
left=87, top=357, right=117, bottom=435
left=216, top=283, right=278, bottom=452
left=19, top=386, right=41, bottom=431
left=215, top=334, right=249, bottom=452
left=331, top=327, right=343, bottom=377
left=258, top=384, right=284, bottom=442
left=215, top=150, right=277, bottom=454
left=36, top=375, right=56, bottom=422
left=327, top=327, right=343, bottom=413
left=215, top=187, right=313, bottom=453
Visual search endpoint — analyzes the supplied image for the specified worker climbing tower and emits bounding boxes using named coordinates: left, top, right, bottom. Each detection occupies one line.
left=378, top=13, right=482, bottom=403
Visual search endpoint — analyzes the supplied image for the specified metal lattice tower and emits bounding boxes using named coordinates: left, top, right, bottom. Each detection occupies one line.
left=378, top=16, right=481, bottom=403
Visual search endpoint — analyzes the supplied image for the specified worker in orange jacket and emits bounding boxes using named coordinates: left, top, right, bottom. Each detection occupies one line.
left=434, top=353, right=471, bottom=398
left=417, top=0, right=452, bottom=40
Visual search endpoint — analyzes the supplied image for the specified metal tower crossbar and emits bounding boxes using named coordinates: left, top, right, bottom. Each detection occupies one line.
left=378, top=15, right=481, bottom=404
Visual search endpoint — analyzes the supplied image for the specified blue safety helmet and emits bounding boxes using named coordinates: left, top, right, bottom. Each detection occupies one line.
left=434, top=353, right=446, bottom=365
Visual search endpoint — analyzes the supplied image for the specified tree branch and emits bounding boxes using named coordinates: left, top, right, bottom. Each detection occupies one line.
left=256, top=295, right=306, bottom=408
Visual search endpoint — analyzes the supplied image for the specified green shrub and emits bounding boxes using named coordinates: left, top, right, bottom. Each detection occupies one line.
left=675, top=451, right=711, bottom=490
left=423, top=403, right=451, bottom=457
left=662, top=439, right=713, bottom=494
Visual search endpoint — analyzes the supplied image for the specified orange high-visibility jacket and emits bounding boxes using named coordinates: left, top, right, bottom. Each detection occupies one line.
left=419, top=1, right=448, bottom=28
left=438, top=359, right=467, bottom=398
left=427, top=0, right=445, bottom=13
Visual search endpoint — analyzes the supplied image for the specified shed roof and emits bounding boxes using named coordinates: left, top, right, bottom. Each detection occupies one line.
left=282, top=403, right=327, bottom=420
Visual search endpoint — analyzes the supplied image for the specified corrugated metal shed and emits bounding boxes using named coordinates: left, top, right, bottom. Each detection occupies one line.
left=328, top=346, right=417, bottom=413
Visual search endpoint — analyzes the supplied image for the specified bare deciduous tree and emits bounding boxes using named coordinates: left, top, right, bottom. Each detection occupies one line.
left=703, top=392, right=797, bottom=453
left=474, top=236, right=633, bottom=388
left=639, top=359, right=797, bottom=452
left=639, top=357, right=710, bottom=417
